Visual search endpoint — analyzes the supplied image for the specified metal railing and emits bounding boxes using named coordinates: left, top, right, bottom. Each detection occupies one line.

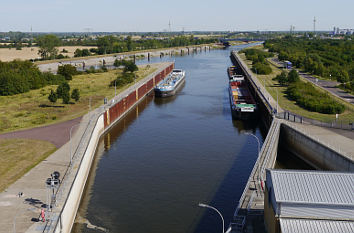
left=276, top=111, right=353, bottom=131
left=42, top=62, right=174, bottom=233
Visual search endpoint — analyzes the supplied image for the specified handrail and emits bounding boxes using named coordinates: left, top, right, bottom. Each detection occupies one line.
left=44, top=63, right=173, bottom=233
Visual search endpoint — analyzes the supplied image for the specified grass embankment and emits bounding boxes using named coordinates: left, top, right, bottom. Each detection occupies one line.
left=239, top=53, right=354, bottom=123
left=0, top=138, right=56, bottom=192
left=0, top=64, right=158, bottom=133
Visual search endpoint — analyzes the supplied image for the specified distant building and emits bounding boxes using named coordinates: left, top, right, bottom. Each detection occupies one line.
left=333, top=27, right=354, bottom=35
left=264, top=169, right=354, bottom=233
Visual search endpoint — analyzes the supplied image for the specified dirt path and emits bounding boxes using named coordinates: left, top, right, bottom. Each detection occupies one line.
left=0, top=117, right=82, bottom=148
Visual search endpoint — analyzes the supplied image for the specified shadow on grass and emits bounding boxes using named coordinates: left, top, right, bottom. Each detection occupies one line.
left=39, top=104, right=65, bottom=108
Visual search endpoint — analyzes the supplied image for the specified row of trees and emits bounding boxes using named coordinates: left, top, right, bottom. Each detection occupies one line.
left=241, top=48, right=273, bottom=75
left=264, top=37, right=354, bottom=86
left=96, top=35, right=217, bottom=55
left=0, top=60, right=66, bottom=96
left=274, top=69, right=300, bottom=85
left=48, top=82, right=80, bottom=104
left=110, top=60, right=139, bottom=88
left=287, top=80, right=345, bottom=114
left=274, top=69, right=345, bottom=114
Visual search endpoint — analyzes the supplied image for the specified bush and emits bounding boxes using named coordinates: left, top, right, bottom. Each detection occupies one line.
left=57, top=64, right=77, bottom=80
left=56, top=82, right=70, bottom=99
left=288, top=69, right=300, bottom=83
left=274, top=71, right=288, bottom=85
left=0, top=60, right=64, bottom=96
left=48, top=89, right=57, bottom=103
left=287, top=80, right=345, bottom=114
left=110, top=73, right=134, bottom=88
left=252, top=62, right=272, bottom=75
left=71, top=88, right=80, bottom=102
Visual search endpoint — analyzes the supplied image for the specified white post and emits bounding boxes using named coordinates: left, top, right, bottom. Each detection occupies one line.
left=198, top=203, right=224, bottom=233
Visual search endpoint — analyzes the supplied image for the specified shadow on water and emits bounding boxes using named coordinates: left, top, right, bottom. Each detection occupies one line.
left=192, top=118, right=267, bottom=233
left=153, top=81, right=186, bottom=107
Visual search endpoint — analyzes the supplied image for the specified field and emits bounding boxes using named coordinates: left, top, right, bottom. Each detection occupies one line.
left=0, top=138, right=56, bottom=192
left=239, top=53, right=354, bottom=123
left=0, top=64, right=158, bottom=133
left=0, top=46, right=97, bottom=62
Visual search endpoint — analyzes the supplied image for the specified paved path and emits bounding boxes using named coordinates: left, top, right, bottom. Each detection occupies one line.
left=0, top=117, right=82, bottom=148
left=270, top=58, right=354, bottom=105
left=284, top=120, right=354, bottom=161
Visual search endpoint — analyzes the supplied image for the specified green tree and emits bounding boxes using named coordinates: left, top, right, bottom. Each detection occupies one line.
left=62, top=91, right=70, bottom=104
left=288, top=69, right=300, bottom=83
left=57, top=64, right=77, bottom=80
left=36, top=34, right=60, bottom=60
left=123, top=61, right=138, bottom=73
left=71, top=88, right=80, bottom=102
left=275, top=71, right=288, bottom=85
left=56, top=82, right=70, bottom=99
left=48, top=89, right=57, bottom=103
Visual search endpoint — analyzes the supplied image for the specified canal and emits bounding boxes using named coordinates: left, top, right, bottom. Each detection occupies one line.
left=72, top=44, right=268, bottom=233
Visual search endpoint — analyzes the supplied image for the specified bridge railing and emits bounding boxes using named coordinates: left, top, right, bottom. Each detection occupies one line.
left=276, top=111, right=354, bottom=131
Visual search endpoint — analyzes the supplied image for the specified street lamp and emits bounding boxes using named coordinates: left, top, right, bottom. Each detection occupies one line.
left=245, top=132, right=260, bottom=155
left=198, top=203, right=225, bottom=233
left=70, top=123, right=80, bottom=165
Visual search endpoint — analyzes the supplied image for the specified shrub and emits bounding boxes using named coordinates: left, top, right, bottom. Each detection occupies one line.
left=48, top=89, right=57, bottom=103
left=286, top=80, right=345, bottom=114
left=252, top=62, right=272, bottom=75
left=71, top=88, right=80, bottom=102
left=57, top=64, right=77, bottom=80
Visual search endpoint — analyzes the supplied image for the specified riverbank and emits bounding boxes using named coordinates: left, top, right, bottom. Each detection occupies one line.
left=0, top=62, right=174, bottom=233
left=238, top=49, right=354, bottom=123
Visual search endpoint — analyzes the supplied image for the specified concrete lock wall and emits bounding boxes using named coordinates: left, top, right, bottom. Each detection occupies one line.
left=51, top=63, right=174, bottom=233
left=281, top=124, right=354, bottom=172
left=54, top=115, right=104, bottom=233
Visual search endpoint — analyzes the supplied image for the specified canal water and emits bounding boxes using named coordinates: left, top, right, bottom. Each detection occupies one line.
left=72, top=44, right=267, bottom=233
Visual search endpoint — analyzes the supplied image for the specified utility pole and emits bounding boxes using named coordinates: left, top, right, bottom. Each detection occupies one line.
left=313, top=17, right=316, bottom=34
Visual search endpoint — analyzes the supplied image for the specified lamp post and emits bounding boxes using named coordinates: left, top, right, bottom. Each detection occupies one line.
left=70, top=123, right=80, bottom=165
left=198, top=203, right=225, bottom=233
left=245, top=132, right=260, bottom=155
left=13, top=192, right=23, bottom=233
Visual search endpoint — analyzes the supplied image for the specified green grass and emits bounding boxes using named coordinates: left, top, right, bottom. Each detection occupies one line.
left=0, top=138, right=56, bottom=192
left=239, top=53, right=354, bottom=123
left=0, top=64, right=158, bottom=133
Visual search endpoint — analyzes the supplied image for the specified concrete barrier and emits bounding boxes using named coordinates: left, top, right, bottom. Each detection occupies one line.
left=280, top=123, right=354, bottom=172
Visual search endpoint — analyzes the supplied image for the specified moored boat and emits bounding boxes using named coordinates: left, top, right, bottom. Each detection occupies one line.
left=154, top=69, right=186, bottom=97
left=228, top=74, right=257, bottom=119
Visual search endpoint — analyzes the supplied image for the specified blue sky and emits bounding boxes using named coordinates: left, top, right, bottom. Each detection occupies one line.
left=1, top=0, right=353, bottom=32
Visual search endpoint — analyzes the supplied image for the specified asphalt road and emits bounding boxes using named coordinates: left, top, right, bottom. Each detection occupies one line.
left=271, top=58, right=354, bottom=105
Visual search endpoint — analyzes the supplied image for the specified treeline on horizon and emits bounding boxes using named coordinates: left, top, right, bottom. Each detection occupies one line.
left=264, top=36, right=354, bottom=93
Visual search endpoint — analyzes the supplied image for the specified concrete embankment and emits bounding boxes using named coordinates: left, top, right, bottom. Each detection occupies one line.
left=230, top=51, right=280, bottom=127
left=229, top=50, right=354, bottom=233
left=37, top=45, right=211, bottom=73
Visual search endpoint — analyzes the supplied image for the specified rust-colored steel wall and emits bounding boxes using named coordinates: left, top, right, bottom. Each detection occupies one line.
left=147, top=79, right=153, bottom=90
left=104, top=111, right=108, bottom=128
left=127, top=92, right=136, bottom=109
left=138, top=84, right=147, bottom=99
left=104, top=63, right=174, bottom=129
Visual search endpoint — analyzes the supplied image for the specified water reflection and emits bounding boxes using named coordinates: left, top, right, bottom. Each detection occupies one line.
left=73, top=44, right=266, bottom=233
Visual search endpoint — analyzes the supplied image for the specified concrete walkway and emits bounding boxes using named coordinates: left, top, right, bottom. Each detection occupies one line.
left=284, top=120, right=354, bottom=162
left=0, top=115, right=87, bottom=233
